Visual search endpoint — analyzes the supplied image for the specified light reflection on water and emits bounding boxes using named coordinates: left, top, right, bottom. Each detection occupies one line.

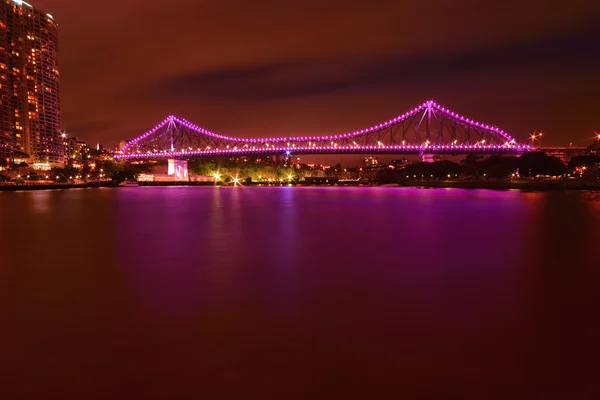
left=1, top=186, right=599, bottom=398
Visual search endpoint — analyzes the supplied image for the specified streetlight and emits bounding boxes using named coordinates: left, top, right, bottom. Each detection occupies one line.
left=529, top=132, right=537, bottom=146
left=595, top=132, right=600, bottom=142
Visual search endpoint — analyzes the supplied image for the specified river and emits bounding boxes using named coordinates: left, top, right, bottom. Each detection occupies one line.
left=1, top=186, right=599, bottom=398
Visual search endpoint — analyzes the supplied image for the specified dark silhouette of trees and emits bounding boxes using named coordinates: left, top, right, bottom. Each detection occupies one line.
left=433, top=160, right=462, bottom=178
left=517, top=152, right=566, bottom=177
left=461, top=153, right=484, bottom=176
left=478, top=156, right=519, bottom=179
left=403, top=160, right=462, bottom=179
left=568, top=154, right=600, bottom=172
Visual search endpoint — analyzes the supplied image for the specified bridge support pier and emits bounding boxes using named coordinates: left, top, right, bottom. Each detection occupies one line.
left=421, top=153, right=434, bottom=163
left=167, top=159, right=189, bottom=181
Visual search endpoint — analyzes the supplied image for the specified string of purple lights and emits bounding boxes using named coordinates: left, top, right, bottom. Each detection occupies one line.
left=116, top=100, right=530, bottom=159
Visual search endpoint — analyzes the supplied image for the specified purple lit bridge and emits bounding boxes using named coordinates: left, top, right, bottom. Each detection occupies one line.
left=115, top=101, right=532, bottom=163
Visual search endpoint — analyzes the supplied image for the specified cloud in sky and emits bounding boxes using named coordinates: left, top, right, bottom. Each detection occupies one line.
left=148, top=20, right=600, bottom=103
left=30, top=0, right=600, bottom=146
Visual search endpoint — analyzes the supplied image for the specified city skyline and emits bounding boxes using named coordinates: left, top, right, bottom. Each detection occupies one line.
left=26, top=0, right=600, bottom=148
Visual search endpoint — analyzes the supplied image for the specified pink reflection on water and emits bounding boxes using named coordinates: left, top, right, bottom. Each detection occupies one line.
left=2, top=188, right=600, bottom=397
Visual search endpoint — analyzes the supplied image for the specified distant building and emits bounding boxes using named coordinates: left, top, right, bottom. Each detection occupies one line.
left=0, top=0, right=62, bottom=165
left=167, top=158, right=188, bottom=181
left=391, top=158, right=410, bottom=169
left=364, top=156, right=378, bottom=167
left=136, top=174, right=154, bottom=182
left=542, top=147, right=589, bottom=163
left=137, top=159, right=213, bottom=183
left=63, top=135, right=90, bottom=162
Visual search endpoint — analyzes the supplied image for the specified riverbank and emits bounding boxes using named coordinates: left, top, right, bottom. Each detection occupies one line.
left=0, top=181, right=117, bottom=191
left=397, top=179, right=600, bottom=191
left=138, top=180, right=600, bottom=191
left=2, top=179, right=599, bottom=191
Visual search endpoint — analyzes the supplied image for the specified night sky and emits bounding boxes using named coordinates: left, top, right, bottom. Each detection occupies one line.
left=34, top=0, right=600, bottom=147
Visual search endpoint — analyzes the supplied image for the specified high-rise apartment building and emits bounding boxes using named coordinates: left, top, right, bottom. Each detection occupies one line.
left=0, top=0, right=61, bottom=165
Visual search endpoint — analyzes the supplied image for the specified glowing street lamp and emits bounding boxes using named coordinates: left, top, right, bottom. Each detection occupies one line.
left=529, top=132, right=537, bottom=146
left=595, top=132, right=600, bottom=142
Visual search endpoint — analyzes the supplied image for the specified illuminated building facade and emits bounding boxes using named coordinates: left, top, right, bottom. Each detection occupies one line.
left=0, top=0, right=62, bottom=164
left=363, top=156, right=378, bottom=167
left=62, top=135, right=90, bottom=162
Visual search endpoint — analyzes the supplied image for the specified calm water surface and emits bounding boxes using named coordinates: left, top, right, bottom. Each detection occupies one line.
left=1, top=186, right=599, bottom=398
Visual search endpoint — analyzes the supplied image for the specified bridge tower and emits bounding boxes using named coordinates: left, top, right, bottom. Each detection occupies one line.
left=167, top=159, right=189, bottom=181
left=422, top=153, right=435, bottom=163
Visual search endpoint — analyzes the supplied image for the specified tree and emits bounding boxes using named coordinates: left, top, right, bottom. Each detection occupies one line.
left=81, top=165, right=92, bottom=179
left=518, top=152, right=566, bottom=177
left=188, top=159, right=217, bottom=176
left=479, top=156, right=519, bottom=179
left=375, top=169, right=401, bottom=184
left=460, top=153, right=484, bottom=176
left=431, top=160, right=462, bottom=178
left=587, top=139, right=600, bottom=153
left=399, top=161, right=461, bottom=180
left=96, top=160, right=118, bottom=178
left=404, top=162, right=434, bottom=179
left=276, top=167, right=294, bottom=180
left=568, top=154, right=600, bottom=172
